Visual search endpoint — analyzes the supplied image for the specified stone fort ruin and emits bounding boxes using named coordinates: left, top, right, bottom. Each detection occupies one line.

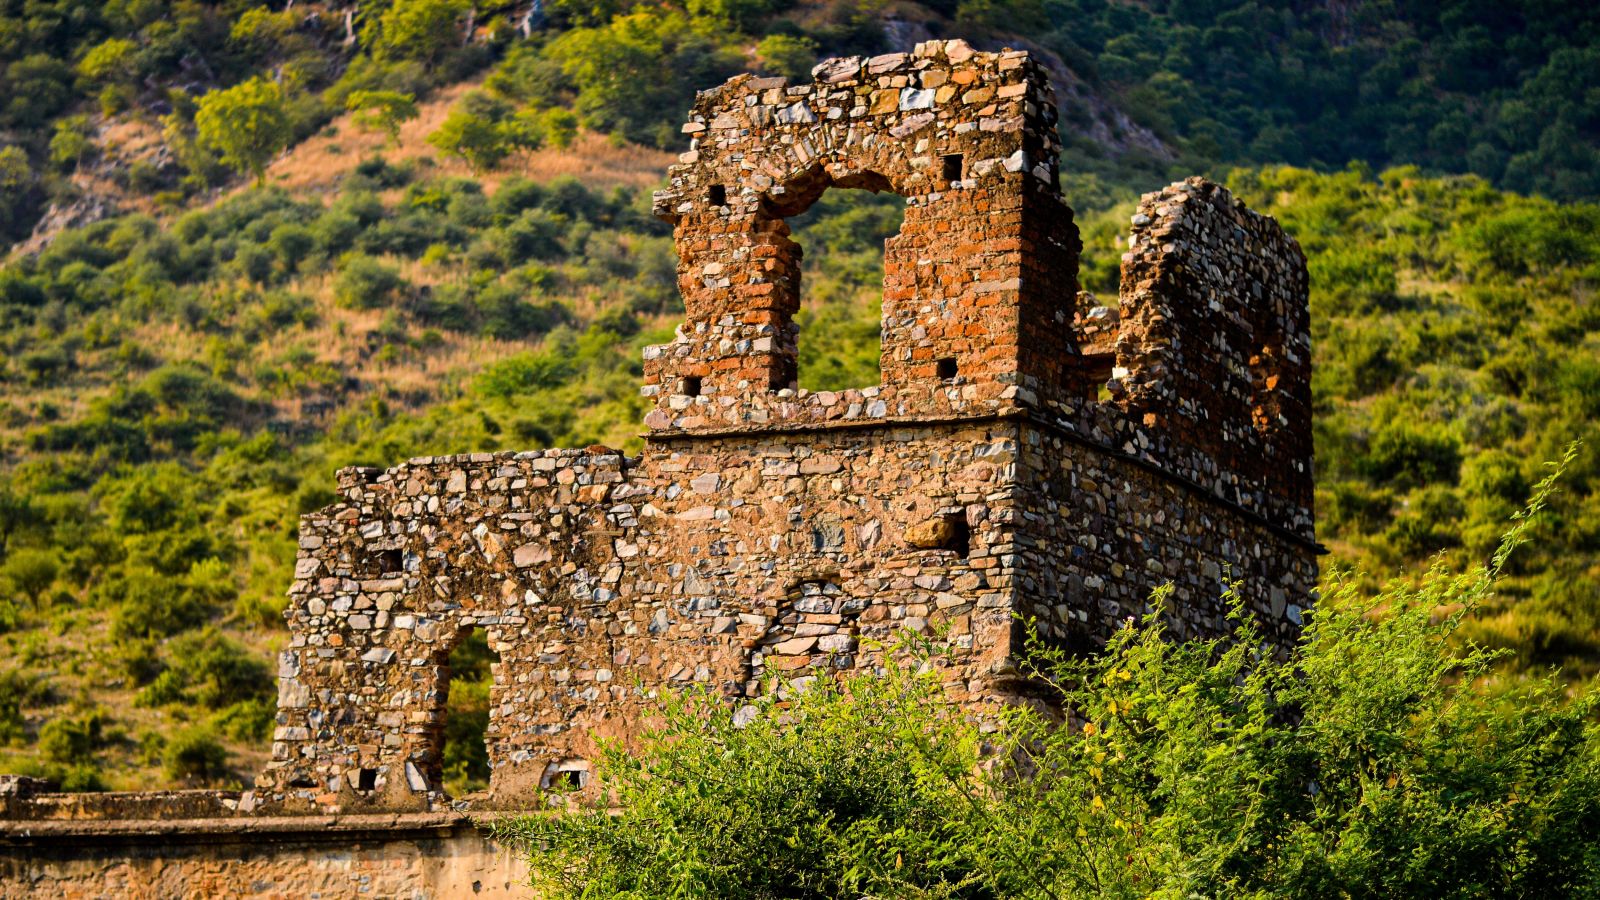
left=2, top=41, right=1316, bottom=897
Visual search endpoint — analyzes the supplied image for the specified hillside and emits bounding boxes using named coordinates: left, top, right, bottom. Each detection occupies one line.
left=0, top=0, right=1597, bottom=790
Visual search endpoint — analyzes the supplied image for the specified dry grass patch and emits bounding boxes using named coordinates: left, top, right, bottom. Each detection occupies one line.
left=264, top=80, right=673, bottom=197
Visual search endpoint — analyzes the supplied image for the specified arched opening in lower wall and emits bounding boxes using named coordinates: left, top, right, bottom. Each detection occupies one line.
left=439, top=628, right=500, bottom=798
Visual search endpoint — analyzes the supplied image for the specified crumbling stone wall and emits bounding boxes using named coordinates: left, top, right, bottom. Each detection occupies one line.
left=644, top=40, right=1081, bottom=432
left=249, top=41, right=1319, bottom=815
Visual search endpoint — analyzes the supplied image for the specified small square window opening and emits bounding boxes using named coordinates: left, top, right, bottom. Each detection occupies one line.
left=936, top=357, right=959, bottom=380
left=942, top=154, right=963, bottom=183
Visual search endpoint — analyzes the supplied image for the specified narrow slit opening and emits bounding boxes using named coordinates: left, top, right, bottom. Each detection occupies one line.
left=945, top=514, right=972, bottom=557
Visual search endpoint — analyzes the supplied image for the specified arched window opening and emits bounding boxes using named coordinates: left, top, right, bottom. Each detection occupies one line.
left=784, top=187, right=905, bottom=393
left=440, top=628, right=498, bottom=798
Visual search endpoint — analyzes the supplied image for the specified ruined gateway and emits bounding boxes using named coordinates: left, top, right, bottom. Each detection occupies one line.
left=1, top=42, right=1317, bottom=897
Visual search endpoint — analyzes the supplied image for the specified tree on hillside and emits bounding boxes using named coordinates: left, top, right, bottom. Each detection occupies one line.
left=347, top=90, right=420, bottom=146
left=755, top=34, right=818, bottom=80
left=75, top=37, right=139, bottom=114
left=545, top=7, right=742, bottom=148
left=195, top=77, right=291, bottom=186
left=428, top=106, right=513, bottom=173
left=0, top=146, right=40, bottom=244
left=374, top=0, right=471, bottom=63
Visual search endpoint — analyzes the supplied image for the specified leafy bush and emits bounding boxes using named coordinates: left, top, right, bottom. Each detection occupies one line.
left=334, top=255, right=406, bottom=310
left=0, top=669, right=44, bottom=745
left=106, top=566, right=215, bottom=640
left=37, top=710, right=107, bottom=766
left=755, top=34, right=819, bottom=80
left=195, top=77, right=291, bottom=185
left=163, top=727, right=230, bottom=785
left=505, top=643, right=981, bottom=899
left=1, top=547, right=59, bottom=605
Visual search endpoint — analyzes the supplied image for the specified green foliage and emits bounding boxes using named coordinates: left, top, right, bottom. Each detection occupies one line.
left=195, top=76, right=291, bottom=185
left=75, top=37, right=137, bottom=84
left=539, top=107, right=580, bottom=150
left=346, top=90, right=420, bottom=146
left=508, top=472, right=1600, bottom=897
left=1, top=548, right=59, bottom=606
left=373, top=0, right=471, bottom=63
left=38, top=710, right=106, bottom=766
left=162, top=726, right=230, bottom=784
left=685, top=0, right=774, bottom=33
left=0, top=669, right=46, bottom=745
left=333, top=255, right=407, bottom=309
left=544, top=6, right=742, bottom=148
left=427, top=103, right=517, bottom=173
left=504, top=646, right=984, bottom=898
left=105, top=564, right=219, bottom=639
left=229, top=7, right=297, bottom=50
left=0, top=144, right=38, bottom=243
left=135, top=627, right=271, bottom=710
left=1037, top=0, right=1600, bottom=204
left=475, top=350, right=575, bottom=399
left=48, top=116, right=94, bottom=173
left=755, top=34, right=818, bottom=80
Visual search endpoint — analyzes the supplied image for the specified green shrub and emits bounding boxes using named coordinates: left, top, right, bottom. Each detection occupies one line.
left=56, top=764, right=108, bottom=792
left=1360, top=421, right=1463, bottom=489
left=38, top=710, right=106, bottom=766
left=134, top=669, right=187, bottom=708
left=0, top=669, right=44, bottom=745
left=475, top=350, right=575, bottom=399
left=267, top=224, right=315, bottom=272
left=107, top=567, right=212, bottom=640
left=167, top=627, right=272, bottom=709
left=1, top=547, right=58, bottom=605
left=163, top=727, right=230, bottom=785
left=214, top=697, right=274, bottom=742
left=755, top=34, right=818, bottom=80
left=506, top=641, right=981, bottom=899
left=334, top=255, right=405, bottom=309
left=194, top=76, right=291, bottom=185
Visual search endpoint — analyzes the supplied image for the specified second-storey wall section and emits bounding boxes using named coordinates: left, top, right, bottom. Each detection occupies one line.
left=1015, top=420, right=1316, bottom=651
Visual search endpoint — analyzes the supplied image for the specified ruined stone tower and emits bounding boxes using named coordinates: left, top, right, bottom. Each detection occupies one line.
left=253, top=42, right=1317, bottom=814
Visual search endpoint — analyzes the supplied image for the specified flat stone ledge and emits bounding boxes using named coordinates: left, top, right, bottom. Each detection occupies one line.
left=0, top=810, right=481, bottom=847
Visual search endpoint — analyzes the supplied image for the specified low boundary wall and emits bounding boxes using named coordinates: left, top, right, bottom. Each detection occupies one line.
left=0, top=794, right=527, bottom=899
